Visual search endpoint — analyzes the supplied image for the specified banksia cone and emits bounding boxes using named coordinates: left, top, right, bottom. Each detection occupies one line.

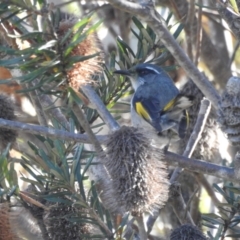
left=170, top=224, right=207, bottom=240
left=0, top=202, right=19, bottom=240
left=218, top=76, right=240, bottom=145
left=179, top=80, right=220, bottom=162
left=0, top=94, right=17, bottom=150
left=100, top=126, right=169, bottom=214
left=43, top=202, right=92, bottom=239
left=58, top=17, right=103, bottom=91
left=0, top=67, right=22, bottom=107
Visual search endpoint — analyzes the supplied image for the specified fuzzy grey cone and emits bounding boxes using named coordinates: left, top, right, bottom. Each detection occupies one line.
left=100, top=126, right=169, bottom=214
left=218, top=76, right=240, bottom=145
left=170, top=224, right=207, bottom=240
left=179, top=80, right=220, bottom=162
left=43, top=202, right=91, bottom=239
left=0, top=94, right=17, bottom=150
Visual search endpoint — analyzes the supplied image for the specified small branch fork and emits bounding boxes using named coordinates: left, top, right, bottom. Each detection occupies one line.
left=105, top=0, right=220, bottom=109
left=0, top=117, right=237, bottom=183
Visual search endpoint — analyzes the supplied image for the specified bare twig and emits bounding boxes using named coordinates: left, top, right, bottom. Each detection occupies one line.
left=168, top=101, right=211, bottom=229
left=229, top=40, right=240, bottom=67
left=169, top=183, right=196, bottom=225
left=233, top=152, right=240, bottom=179
left=25, top=83, right=48, bottom=126
left=0, top=118, right=107, bottom=143
left=37, top=92, right=70, bottom=131
left=170, top=98, right=211, bottom=182
left=135, top=215, right=147, bottom=240
left=194, top=173, right=221, bottom=206
left=183, top=186, right=199, bottom=221
left=106, top=0, right=220, bottom=108
left=81, top=84, right=120, bottom=131
left=72, top=192, right=113, bottom=238
left=0, top=117, right=238, bottom=182
left=73, top=104, right=103, bottom=153
left=169, top=0, right=231, bottom=88
left=194, top=1, right=203, bottom=65
left=218, top=3, right=240, bottom=40
left=186, top=0, right=195, bottom=60
left=172, top=98, right=220, bottom=206
left=164, top=151, right=236, bottom=182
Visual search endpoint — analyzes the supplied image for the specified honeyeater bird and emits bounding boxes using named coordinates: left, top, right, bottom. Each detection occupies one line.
left=114, top=63, right=193, bottom=145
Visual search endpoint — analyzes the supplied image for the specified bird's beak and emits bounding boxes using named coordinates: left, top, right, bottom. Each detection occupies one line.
left=113, top=69, right=132, bottom=76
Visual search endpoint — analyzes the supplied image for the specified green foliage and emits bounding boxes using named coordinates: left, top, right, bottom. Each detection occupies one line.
left=20, top=127, right=111, bottom=238
left=202, top=181, right=240, bottom=239
left=0, top=1, right=191, bottom=239
left=0, top=145, right=18, bottom=198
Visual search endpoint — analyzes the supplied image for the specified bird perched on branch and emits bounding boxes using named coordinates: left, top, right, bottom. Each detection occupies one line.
left=114, top=63, right=193, bottom=145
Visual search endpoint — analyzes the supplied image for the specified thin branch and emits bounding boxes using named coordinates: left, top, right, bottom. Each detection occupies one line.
left=170, top=98, right=211, bottom=182
left=183, top=186, right=199, bottom=220
left=194, top=173, right=221, bottom=206
left=194, top=1, right=203, bottom=65
left=88, top=207, right=113, bottom=238
left=168, top=100, right=211, bottom=228
left=186, top=0, right=195, bottom=60
left=71, top=191, right=114, bottom=238
left=81, top=84, right=120, bottom=131
left=25, top=83, right=48, bottom=126
left=229, top=40, right=240, bottom=67
left=26, top=79, right=70, bottom=130
left=106, top=0, right=220, bottom=109
left=218, top=3, right=240, bottom=40
left=169, top=183, right=196, bottom=225
left=73, top=104, right=103, bottom=153
left=0, top=118, right=107, bottom=143
left=39, top=93, right=70, bottom=131
left=135, top=215, right=147, bottom=240
left=169, top=0, right=231, bottom=89
left=164, top=151, right=236, bottom=182
left=0, top=117, right=238, bottom=182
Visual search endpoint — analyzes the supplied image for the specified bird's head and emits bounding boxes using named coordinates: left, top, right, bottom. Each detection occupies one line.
left=114, top=63, right=164, bottom=90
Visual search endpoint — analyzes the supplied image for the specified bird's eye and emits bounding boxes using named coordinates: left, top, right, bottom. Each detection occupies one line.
left=139, top=70, right=148, bottom=75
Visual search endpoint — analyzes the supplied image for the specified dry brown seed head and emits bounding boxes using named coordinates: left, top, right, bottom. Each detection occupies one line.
left=100, top=126, right=169, bottom=214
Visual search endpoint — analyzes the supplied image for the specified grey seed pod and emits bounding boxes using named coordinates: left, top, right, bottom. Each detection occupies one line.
left=179, top=80, right=220, bottom=162
left=170, top=224, right=207, bottom=240
left=218, top=76, right=240, bottom=145
left=43, top=202, right=92, bottom=240
left=0, top=94, right=17, bottom=150
left=100, top=126, right=169, bottom=214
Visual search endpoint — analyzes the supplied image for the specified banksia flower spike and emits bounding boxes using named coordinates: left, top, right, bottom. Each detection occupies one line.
left=0, top=202, right=19, bottom=240
left=0, top=94, right=17, bottom=150
left=57, top=16, right=103, bottom=97
left=218, top=76, right=240, bottom=145
left=43, top=202, right=92, bottom=239
left=100, top=126, right=169, bottom=214
left=170, top=224, right=207, bottom=240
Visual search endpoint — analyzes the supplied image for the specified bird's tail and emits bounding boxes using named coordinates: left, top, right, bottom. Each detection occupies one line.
left=161, top=95, right=194, bottom=138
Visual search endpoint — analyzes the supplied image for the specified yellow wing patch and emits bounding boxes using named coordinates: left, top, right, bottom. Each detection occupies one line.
left=163, top=98, right=175, bottom=112
left=135, top=102, right=151, bottom=121
left=185, top=110, right=189, bottom=127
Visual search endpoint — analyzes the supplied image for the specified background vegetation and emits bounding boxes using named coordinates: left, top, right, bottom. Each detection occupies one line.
left=1, top=0, right=240, bottom=239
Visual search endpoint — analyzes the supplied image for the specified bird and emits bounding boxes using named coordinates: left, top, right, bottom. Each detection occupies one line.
left=114, top=63, right=193, bottom=146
